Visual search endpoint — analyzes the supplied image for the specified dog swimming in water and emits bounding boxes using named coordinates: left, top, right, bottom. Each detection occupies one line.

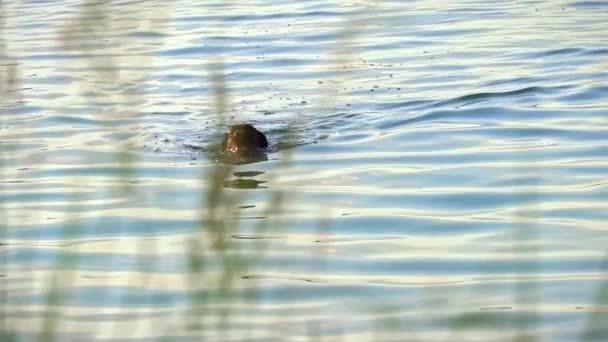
left=219, top=124, right=268, bottom=164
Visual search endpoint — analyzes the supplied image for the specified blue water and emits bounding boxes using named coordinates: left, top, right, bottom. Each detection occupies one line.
left=1, top=0, right=608, bottom=341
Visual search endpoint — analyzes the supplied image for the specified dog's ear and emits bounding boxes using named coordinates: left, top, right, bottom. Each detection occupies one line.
left=256, top=130, right=268, bottom=148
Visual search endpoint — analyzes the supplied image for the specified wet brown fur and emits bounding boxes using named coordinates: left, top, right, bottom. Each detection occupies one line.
left=221, top=124, right=268, bottom=155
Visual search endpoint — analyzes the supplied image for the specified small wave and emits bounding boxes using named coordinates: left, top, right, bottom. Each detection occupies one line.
left=242, top=274, right=467, bottom=286
left=484, top=76, right=547, bottom=87
left=559, top=85, right=608, bottom=103
left=156, top=45, right=223, bottom=57
left=127, top=31, right=168, bottom=39
left=430, top=86, right=558, bottom=109
left=174, top=10, right=348, bottom=24
left=527, top=48, right=584, bottom=58
left=569, top=1, right=608, bottom=8
left=379, top=99, right=434, bottom=110
left=377, top=86, right=567, bottom=130
left=586, top=48, right=608, bottom=55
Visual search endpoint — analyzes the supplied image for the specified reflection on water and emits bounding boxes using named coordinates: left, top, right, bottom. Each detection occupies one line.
left=2, top=0, right=608, bottom=340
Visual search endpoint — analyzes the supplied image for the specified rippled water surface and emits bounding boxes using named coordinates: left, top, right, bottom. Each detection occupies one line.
left=2, top=0, right=608, bottom=341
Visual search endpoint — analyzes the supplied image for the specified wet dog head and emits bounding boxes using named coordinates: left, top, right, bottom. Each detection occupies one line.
left=221, top=124, right=268, bottom=154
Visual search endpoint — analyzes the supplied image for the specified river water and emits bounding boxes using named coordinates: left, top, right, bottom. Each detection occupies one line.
left=1, top=0, right=607, bottom=341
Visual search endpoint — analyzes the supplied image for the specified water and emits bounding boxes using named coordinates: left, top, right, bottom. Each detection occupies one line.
left=2, top=0, right=608, bottom=341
